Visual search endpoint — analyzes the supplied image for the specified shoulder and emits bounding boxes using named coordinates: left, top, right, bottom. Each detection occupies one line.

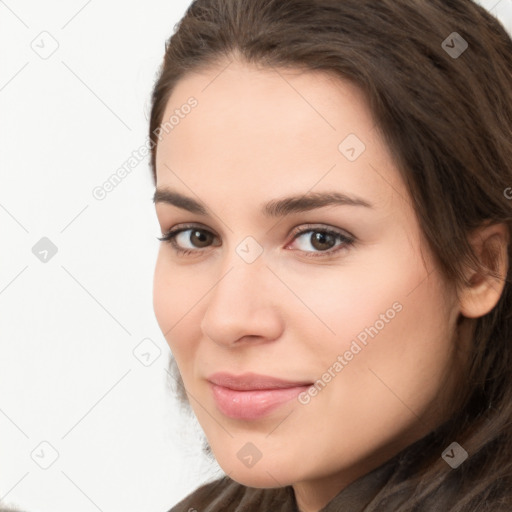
left=165, top=475, right=296, bottom=512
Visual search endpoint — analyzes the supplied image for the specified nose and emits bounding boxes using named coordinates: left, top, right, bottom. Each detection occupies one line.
left=200, top=258, right=285, bottom=347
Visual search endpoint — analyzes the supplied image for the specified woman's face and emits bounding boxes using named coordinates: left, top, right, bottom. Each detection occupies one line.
left=152, top=59, right=463, bottom=492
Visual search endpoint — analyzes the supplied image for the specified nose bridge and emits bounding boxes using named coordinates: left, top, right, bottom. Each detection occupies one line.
left=200, top=245, right=283, bottom=345
left=212, top=233, right=268, bottom=303
left=207, top=251, right=267, bottom=320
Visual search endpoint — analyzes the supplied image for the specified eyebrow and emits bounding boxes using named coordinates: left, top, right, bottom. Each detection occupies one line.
left=153, top=187, right=373, bottom=217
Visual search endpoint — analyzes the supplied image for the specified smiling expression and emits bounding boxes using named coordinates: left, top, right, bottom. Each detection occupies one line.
left=152, top=57, right=464, bottom=491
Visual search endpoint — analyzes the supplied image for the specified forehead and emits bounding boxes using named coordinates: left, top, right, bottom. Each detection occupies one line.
left=154, top=59, right=406, bottom=215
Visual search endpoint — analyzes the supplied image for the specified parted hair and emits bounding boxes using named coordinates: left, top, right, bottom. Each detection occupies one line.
left=149, top=0, right=512, bottom=510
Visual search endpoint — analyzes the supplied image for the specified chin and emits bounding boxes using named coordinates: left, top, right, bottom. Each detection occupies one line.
left=213, top=448, right=300, bottom=488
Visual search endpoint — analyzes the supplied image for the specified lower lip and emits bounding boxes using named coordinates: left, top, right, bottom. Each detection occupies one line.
left=209, top=382, right=311, bottom=420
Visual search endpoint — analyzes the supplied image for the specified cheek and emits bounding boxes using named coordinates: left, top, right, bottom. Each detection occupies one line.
left=299, top=234, right=454, bottom=397
left=152, top=254, right=174, bottom=337
left=372, top=269, right=454, bottom=387
left=152, top=252, right=202, bottom=352
left=320, top=255, right=454, bottom=430
left=274, top=254, right=408, bottom=359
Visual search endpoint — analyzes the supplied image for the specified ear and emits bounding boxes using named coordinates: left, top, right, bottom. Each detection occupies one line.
left=458, top=222, right=510, bottom=319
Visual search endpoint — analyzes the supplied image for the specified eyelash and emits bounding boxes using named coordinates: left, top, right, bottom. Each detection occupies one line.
left=157, top=223, right=355, bottom=259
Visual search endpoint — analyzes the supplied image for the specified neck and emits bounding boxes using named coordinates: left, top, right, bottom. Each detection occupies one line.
left=292, top=464, right=372, bottom=512
left=291, top=448, right=404, bottom=512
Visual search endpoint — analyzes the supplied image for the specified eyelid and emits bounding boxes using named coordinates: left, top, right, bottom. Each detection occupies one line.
left=285, top=223, right=355, bottom=257
left=157, top=223, right=220, bottom=249
left=287, top=223, right=354, bottom=242
left=159, top=222, right=355, bottom=257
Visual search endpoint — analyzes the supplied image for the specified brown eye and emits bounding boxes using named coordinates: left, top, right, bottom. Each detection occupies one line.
left=288, top=226, right=355, bottom=258
left=188, top=229, right=214, bottom=248
left=309, top=232, right=337, bottom=251
left=157, top=226, right=218, bottom=253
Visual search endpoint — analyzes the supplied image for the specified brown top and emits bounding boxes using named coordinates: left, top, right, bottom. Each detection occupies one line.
left=166, top=455, right=405, bottom=512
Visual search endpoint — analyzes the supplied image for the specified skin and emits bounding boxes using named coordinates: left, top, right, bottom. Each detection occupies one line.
left=152, top=57, right=508, bottom=512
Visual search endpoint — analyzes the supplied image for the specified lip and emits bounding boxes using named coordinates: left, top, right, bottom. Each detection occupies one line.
left=207, top=372, right=313, bottom=420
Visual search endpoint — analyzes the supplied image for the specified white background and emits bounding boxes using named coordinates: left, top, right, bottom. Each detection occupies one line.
left=0, top=1, right=511, bottom=511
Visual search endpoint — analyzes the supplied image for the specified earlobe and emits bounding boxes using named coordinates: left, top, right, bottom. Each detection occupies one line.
left=458, top=222, right=510, bottom=319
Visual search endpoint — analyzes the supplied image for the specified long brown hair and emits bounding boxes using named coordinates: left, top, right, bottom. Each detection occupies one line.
left=149, top=0, right=512, bottom=509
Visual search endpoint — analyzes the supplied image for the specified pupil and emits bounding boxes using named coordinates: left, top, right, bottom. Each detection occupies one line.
left=192, top=230, right=210, bottom=247
left=313, top=232, right=334, bottom=251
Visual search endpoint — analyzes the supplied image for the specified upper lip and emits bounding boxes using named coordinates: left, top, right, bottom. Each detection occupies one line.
left=207, top=372, right=313, bottom=391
